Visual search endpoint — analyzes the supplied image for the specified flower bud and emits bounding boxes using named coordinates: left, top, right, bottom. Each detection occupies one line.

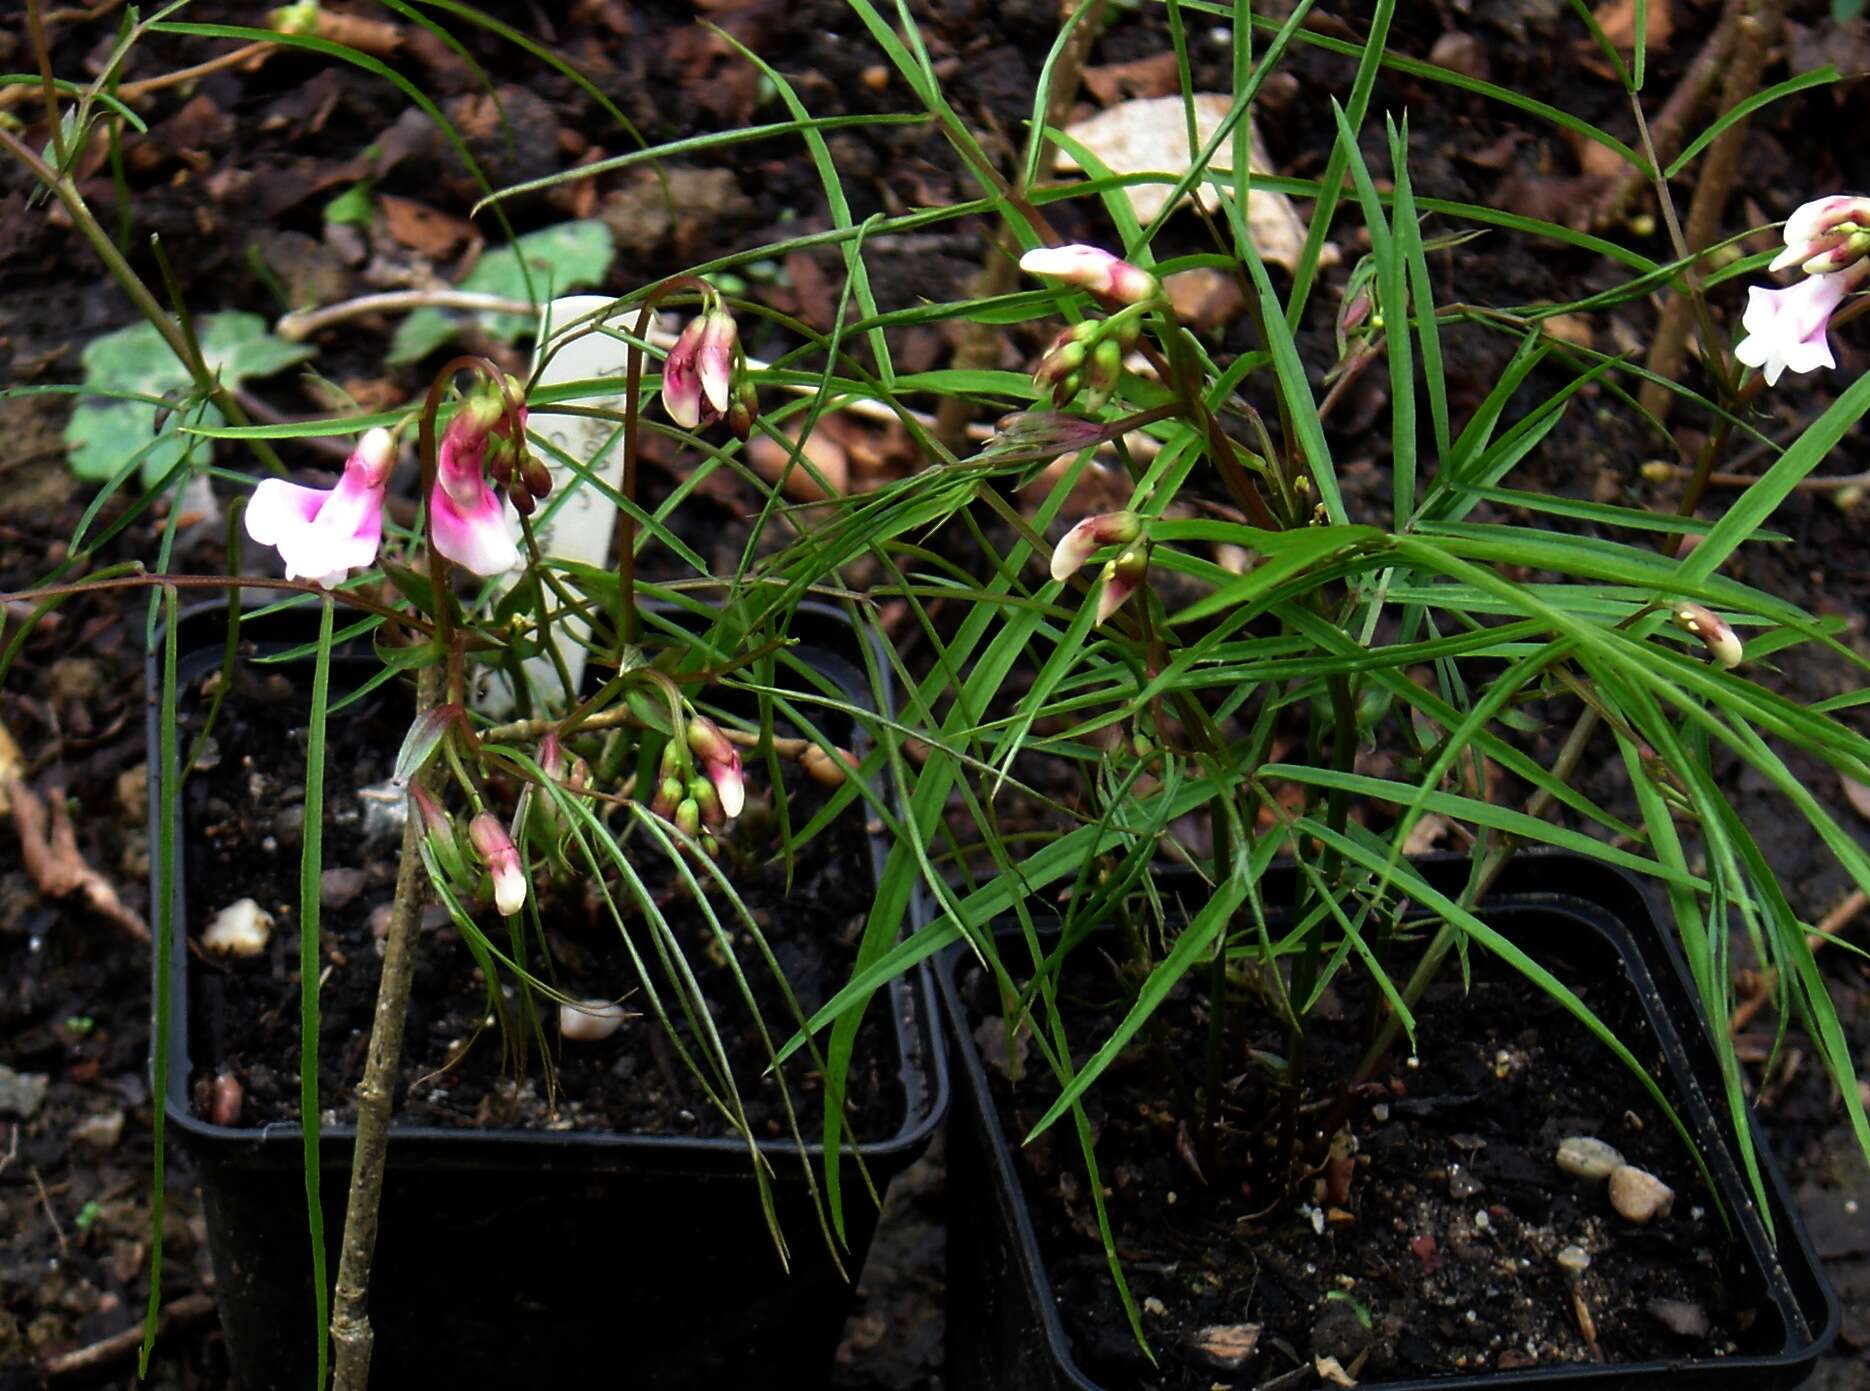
left=1019, top=244, right=1160, bottom=307
left=521, top=454, right=553, bottom=501
left=1050, top=511, right=1143, bottom=582
left=1081, top=338, right=1124, bottom=413
left=468, top=812, right=526, bottom=916
left=1672, top=603, right=1743, bottom=669
left=1771, top=195, right=1870, bottom=275
left=1095, top=546, right=1148, bottom=625
left=726, top=379, right=758, bottom=442
left=651, top=775, right=685, bottom=819
left=539, top=734, right=566, bottom=782
left=507, top=477, right=536, bottom=517
left=688, top=774, right=723, bottom=829
left=674, top=797, right=702, bottom=836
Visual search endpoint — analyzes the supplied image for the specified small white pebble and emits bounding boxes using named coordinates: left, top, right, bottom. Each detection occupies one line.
left=1608, top=1165, right=1675, bottom=1223
left=1556, top=1244, right=1591, bottom=1274
left=1473, top=1210, right=1491, bottom=1231
left=1144, top=1296, right=1168, bottom=1317
left=202, top=899, right=272, bottom=957
left=558, top=998, right=628, bottom=1043
left=1555, top=1135, right=1625, bottom=1181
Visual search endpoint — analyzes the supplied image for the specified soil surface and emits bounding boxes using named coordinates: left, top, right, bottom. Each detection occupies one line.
left=3, top=0, right=1870, bottom=1389
left=957, top=908, right=1794, bottom=1388
left=177, top=650, right=903, bottom=1145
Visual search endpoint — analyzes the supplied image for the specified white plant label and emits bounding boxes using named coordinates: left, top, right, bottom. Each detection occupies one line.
left=475, top=295, right=634, bottom=717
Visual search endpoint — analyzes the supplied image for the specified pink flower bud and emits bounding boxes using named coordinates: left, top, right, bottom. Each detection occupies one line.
left=684, top=715, right=743, bottom=819
left=1019, top=244, right=1159, bottom=307
left=1050, top=511, right=1143, bottom=582
left=1672, top=603, right=1743, bottom=669
left=245, top=427, right=396, bottom=588
left=468, top=812, right=526, bottom=916
left=539, top=734, right=566, bottom=781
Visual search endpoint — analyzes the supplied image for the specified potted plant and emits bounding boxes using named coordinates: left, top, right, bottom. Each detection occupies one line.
left=761, top=57, right=1865, bottom=1391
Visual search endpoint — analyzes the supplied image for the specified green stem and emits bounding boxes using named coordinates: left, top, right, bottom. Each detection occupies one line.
left=0, top=124, right=284, bottom=474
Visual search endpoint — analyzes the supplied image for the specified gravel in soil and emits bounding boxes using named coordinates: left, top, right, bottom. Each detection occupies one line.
left=178, top=653, right=905, bottom=1144
left=958, top=916, right=1780, bottom=1389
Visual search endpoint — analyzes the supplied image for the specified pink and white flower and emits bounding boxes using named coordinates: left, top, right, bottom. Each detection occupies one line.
left=1734, top=264, right=1865, bottom=386
left=661, top=309, right=738, bottom=430
left=430, top=400, right=520, bottom=576
left=1770, top=195, right=1870, bottom=275
left=1050, top=511, right=1142, bottom=582
left=245, top=427, right=396, bottom=588
left=1095, top=546, right=1148, bottom=625
left=468, top=811, right=527, bottom=917
left=1019, top=244, right=1159, bottom=307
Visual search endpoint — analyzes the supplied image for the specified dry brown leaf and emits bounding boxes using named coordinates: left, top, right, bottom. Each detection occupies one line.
left=746, top=425, right=848, bottom=502
left=379, top=195, right=474, bottom=260
left=1591, top=0, right=1673, bottom=51
left=1316, top=1354, right=1359, bottom=1388
left=1080, top=52, right=1182, bottom=105
left=1055, top=95, right=1337, bottom=272
left=1163, top=267, right=1244, bottom=331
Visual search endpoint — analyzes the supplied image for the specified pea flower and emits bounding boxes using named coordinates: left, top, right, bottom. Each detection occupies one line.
left=685, top=714, right=745, bottom=820
left=1770, top=195, right=1870, bottom=276
left=1733, top=264, right=1866, bottom=387
left=1096, top=546, right=1149, bottom=625
left=468, top=811, right=526, bottom=916
left=1019, top=244, right=1159, bottom=307
left=1051, top=511, right=1142, bottom=582
left=244, top=428, right=395, bottom=588
left=662, top=308, right=738, bottom=429
left=431, top=391, right=521, bottom=577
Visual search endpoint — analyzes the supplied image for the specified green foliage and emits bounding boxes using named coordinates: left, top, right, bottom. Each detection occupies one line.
left=387, top=219, right=616, bottom=364
left=63, top=313, right=313, bottom=484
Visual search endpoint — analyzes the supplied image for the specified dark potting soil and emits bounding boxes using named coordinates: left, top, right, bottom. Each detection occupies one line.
left=178, top=656, right=903, bottom=1144
left=959, top=929, right=1777, bottom=1389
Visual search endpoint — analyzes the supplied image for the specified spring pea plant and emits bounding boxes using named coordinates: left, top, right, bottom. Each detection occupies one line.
left=761, top=106, right=1870, bottom=1349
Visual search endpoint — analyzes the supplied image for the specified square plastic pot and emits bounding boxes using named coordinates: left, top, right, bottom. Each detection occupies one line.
left=148, top=600, right=948, bottom=1391
left=938, top=854, right=1837, bottom=1391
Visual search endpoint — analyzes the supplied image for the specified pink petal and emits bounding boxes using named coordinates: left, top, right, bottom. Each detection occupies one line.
left=244, top=479, right=327, bottom=545
left=430, top=478, right=519, bottom=577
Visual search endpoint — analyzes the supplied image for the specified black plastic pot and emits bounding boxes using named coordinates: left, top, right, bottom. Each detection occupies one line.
left=148, top=600, right=948, bottom=1391
left=939, top=854, right=1838, bottom=1391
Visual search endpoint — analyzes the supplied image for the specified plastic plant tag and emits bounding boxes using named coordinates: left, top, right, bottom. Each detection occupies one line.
left=475, top=296, right=634, bottom=717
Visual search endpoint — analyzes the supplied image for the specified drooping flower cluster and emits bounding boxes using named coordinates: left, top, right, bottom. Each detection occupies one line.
left=430, top=381, right=528, bottom=578
left=1736, top=195, right=1870, bottom=387
left=245, top=377, right=536, bottom=587
left=662, top=300, right=757, bottom=439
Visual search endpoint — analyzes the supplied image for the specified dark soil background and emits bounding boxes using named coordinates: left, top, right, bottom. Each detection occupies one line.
left=4, top=0, right=1870, bottom=1387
